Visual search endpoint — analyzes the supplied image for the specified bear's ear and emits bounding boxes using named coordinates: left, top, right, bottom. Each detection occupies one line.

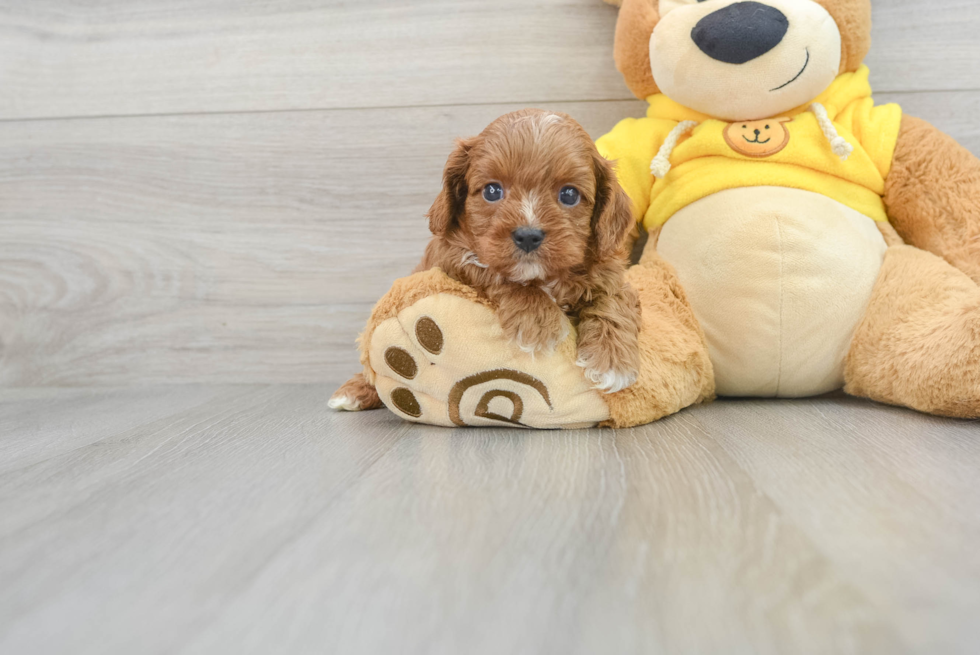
left=814, top=0, right=872, bottom=73
left=614, top=0, right=661, bottom=100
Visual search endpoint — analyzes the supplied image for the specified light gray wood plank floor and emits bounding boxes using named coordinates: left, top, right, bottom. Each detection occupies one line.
left=1, top=384, right=978, bottom=655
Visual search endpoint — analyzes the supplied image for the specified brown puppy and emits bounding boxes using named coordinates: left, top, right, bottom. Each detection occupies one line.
left=331, top=109, right=641, bottom=411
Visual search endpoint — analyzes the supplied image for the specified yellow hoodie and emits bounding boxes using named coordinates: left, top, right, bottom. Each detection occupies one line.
left=596, top=66, right=903, bottom=231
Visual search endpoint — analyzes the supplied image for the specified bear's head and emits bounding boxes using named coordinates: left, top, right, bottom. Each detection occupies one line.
left=612, top=0, right=871, bottom=121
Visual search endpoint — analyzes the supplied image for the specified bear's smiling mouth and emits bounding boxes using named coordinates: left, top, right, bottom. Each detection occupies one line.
left=770, top=48, right=811, bottom=92
left=743, top=135, right=772, bottom=144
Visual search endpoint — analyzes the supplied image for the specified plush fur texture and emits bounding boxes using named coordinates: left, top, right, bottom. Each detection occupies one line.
left=884, top=115, right=980, bottom=285
left=876, top=220, right=905, bottom=247
left=603, top=249, right=716, bottom=428
left=845, top=246, right=980, bottom=419
left=816, top=0, right=872, bottom=74
left=331, top=110, right=642, bottom=410
left=356, top=268, right=493, bottom=383
left=330, top=269, right=492, bottom=412
left=613, top=0, right=661, bottom=100
left=611, top=0, right=870, bottom=101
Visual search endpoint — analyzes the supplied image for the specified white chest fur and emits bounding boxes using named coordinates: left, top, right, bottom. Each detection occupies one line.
left=657, top=187, right=888, bottom=398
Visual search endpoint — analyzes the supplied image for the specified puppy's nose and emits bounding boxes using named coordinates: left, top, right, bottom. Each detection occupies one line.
left=512, top=227, right=545, bottom=253
left=692, top=2, right=789, bottom=65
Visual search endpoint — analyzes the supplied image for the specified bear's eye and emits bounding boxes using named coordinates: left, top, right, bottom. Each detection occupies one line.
left=558, top=186, right=581, bottom=207
left=483, top=183, right=503, bottom=203
left=765, top=125, right=771, bottom=130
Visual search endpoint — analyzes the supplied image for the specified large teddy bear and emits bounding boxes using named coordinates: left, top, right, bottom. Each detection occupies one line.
left=345, top=0, right=980, bottom=428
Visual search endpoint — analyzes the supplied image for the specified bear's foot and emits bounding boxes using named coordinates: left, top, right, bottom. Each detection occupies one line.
left=350, top=258, right=716, bottom=429
left=365, top=287, right=611, bottom=429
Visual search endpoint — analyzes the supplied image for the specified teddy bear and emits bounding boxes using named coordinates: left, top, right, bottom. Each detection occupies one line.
left=341, top=0, right=980, bottom=428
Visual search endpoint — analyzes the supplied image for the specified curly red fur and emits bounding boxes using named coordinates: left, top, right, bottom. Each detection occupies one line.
left=331, top=109, right=642, bottom=408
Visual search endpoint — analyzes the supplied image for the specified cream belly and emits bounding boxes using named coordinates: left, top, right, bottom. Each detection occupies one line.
left=656, top=187, right=888, bottom=398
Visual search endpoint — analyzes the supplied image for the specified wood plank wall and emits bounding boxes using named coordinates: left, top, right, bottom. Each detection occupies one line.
left=1, top=0, right=978, bottom=385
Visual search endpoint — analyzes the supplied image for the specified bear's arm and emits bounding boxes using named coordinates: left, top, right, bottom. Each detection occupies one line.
left=884, top=115, right=980, bottom=284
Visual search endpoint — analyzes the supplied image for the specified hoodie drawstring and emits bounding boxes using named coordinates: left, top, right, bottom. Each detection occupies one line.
left=650, top=120, right=699, bottom=179
left=810, top=102, right=854, bottom=161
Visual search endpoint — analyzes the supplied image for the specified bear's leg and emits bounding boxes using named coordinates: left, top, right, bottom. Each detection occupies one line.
left=600, top=248, right=716, bottom=428
left=350, top=257, right=713, bottom=428
left=356, top=269, right=614, bottom=429
left=845, top=245, right=980, bottom=418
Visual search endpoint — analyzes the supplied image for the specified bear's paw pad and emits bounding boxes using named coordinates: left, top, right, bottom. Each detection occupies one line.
left=368, top=293, right=610, bottom=429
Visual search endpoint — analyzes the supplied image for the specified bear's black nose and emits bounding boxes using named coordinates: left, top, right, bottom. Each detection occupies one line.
left=691, top=2, right=789, bottom=65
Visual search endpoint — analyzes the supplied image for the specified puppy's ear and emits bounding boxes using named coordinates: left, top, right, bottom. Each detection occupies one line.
left=591, top=153, right=636, bottom=261
left=427, top=137, right=476, bottom=237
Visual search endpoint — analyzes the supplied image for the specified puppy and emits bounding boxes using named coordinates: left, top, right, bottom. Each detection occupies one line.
left=331, top=109, right=642, bottom=411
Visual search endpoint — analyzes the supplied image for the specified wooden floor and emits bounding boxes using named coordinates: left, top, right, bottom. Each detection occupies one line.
left=0, top=386, right=978, bottom=654
left=2, top=1, right=980, bottom=653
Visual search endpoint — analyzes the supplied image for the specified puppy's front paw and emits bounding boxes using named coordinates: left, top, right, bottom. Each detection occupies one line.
left=498, top=295, right=569, bottom=355
left=576, top=359, right=638, bottom=394
left=512, top=311, right=570, bottom=354
left=576, top=329, right=640, bottom=394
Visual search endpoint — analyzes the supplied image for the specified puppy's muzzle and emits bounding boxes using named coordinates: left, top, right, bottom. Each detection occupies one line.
left=512, top=227, right=545, bottom=253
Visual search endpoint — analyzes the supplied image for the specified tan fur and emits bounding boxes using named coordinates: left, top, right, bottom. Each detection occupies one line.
left=356, top=268, right=492, bottom=381
left=845, top=246, right=980, bottom=419
left=614, top=0, right=661, bottom=100
left=356, top=266, right=493, bottom=371
left=611, top=0, right=871, bottom=101
left=813, top=0, right=872, bottom=74
left=876, top=221, right=904, bottom=247
left=884, top=115, right=980, bottom=285
left=329, top=267, right=492, bottom=410
left=602, top=249, right=716, bottom=428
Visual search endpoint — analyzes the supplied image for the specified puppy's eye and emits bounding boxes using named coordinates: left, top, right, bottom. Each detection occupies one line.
left=558, top=186, right=581, bottom=207
left=482, top=183, right=504, bottom=203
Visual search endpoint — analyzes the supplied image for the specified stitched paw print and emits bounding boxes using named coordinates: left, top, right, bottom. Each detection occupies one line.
left=368, top=292, right=610, bottom=429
